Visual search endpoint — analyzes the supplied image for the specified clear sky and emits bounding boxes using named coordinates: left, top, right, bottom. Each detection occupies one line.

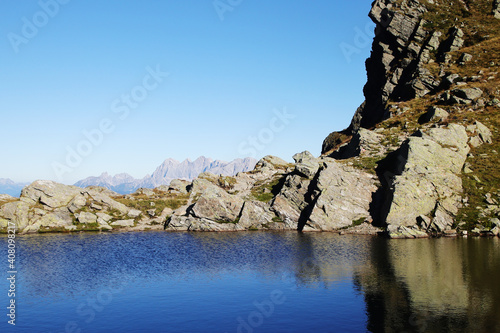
left=0, top=0, right=375, bottom=184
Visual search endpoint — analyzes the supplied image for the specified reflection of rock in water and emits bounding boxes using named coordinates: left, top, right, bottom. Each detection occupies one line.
left=355, top=238, right=500, bottom=333
left=290, top=233, right=371, bottom=286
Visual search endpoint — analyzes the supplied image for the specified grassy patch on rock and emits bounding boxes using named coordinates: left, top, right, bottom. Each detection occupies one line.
left=115, top=193, right=189, bottom=215
left=250, top=175, right=286, bottom=203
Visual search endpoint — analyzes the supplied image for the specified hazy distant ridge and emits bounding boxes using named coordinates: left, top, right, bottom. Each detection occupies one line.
left=0, top=178, right=30, bottom=197
left=74, top=157, right=257, bottom=194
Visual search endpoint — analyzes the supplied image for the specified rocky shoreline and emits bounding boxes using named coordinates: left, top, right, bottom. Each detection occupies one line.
left=2, top=0, right=500, bottom=239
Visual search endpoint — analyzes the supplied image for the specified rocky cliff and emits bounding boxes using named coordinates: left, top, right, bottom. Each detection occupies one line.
left=1, top=0, right=499, bottom=238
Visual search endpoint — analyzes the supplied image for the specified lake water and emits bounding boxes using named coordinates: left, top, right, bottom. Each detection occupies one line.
left=1, top=232, right=499, bottom=333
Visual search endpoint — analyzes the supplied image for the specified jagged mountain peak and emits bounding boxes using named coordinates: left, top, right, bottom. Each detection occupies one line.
left=74, top=157, right=258, bottom=194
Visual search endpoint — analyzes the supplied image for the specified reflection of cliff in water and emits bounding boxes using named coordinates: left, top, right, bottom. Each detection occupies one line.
left=354, top=237, right=500, bottom=332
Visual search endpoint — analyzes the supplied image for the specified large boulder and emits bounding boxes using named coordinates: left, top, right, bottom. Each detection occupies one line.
left=0, top=201, right=31, bottom=231
left=23, top=208, right=73, bottom=233
left=271, top=174, right=312, bottom=228
left=292, top=151, right=320, bottom=179
left=238, top=201, right=277, bottom=229
left=383, top=124, right=470, bottom=228
left=254, top=155, right=290, bottom=171
left=330, top=128, right=386, bottom=159
left=168, top=179, right=191, bottom=194
left=85, top=188, right=130, bottom=215
left=110, top=219, right=135, bottom=227
left=452, top=87, right=483, bottom=101
left=467, top=121, right=493, bottom=146
left=190, top=184, right=244, bottom=223
left=77, top=212, right=98, bottom=224
left=306, top=159, right=377, bottom=231
left=21, top=180, right=81, bottom=208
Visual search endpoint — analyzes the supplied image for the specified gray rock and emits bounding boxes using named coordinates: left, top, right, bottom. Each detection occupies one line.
left=0, top=194, right=15, bottom=202
left=110, top=219, right=135, bottom=227
left=68, top=194, right=88, bottom=213
left=77, top=212, right=98, bottom=224
left=474, top=121, right=493, bottom=144
left=85, top=189, right=130, bottom=215
left=84, top=186, right=120, bottom=197
left=444, top=74, right=461, bottom=87
left=459, top=53, right=473, bottom=64
left=306, top=159, right=377, bottom=231
left=417, top=215, right=431, bottom=230
left=388, top=225, right=429, bottom=239
left=190, top=184, right=244, bottom=223
left=424, top=107, right=449, bottom=123
left=90, top=203, right=103, bottom=210
left=427, top=31, right=442, bottom=50
left=255, top=155, right=290, bottom=170
left=332, top=128, right=385, bottom=159
left=430, top=205, right=454, bottom=232
left=271, top=174, right=311, bottom=228
left=134, top=188, right=155, bottom=196
left=384, top=125, right=469, bottom=228
left=467, top=121, right=493, bottom=147
left=452, top=87, right=483, bottom=101
left=21, top=180, right=81, bottom=208
left=168, top=179, right=190, bottom=194
left=24, top=208, right=73, bottom=233
left=468, top=136, right=483, bottom=148
left=238, top=201, right=276, bottom=229
left=96, top=212, right=113, bottom=222
left=127, top=209, right=142, bottom=218
left=442, top=27, right=464, bottom=53
left=0, top=201, right=31, bottom=231
left=293, top=151, right=320, bottom=179
left=165, top=216, right=243, bottom=231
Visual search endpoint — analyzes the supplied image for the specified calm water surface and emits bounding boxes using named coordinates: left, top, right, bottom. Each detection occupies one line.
left=1, top=232, right=499, bottom=332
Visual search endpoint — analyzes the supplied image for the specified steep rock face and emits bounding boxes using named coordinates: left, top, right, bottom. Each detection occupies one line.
left=349, top=0, right=430, bottom=133
left=322, top=0, right=481, bottom=155
left=305, top=159, right=378, bottom=231
left=190, top=184, right=244, bottom=223
left=271, top=154, right=377, bottom=231
left=379, top=124, right=470, bottom=230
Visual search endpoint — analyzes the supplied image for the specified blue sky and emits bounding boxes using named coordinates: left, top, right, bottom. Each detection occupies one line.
left=0, top=0, right=374, bottom=184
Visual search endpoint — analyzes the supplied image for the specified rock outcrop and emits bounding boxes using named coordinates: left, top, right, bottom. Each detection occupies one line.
left=378, top=124, right=470, bottom=231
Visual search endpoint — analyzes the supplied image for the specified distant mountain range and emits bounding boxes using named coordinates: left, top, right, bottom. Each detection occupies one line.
left=0, top=178, right=30, bottom=197
left=74, top=157, right=258, bottom=194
